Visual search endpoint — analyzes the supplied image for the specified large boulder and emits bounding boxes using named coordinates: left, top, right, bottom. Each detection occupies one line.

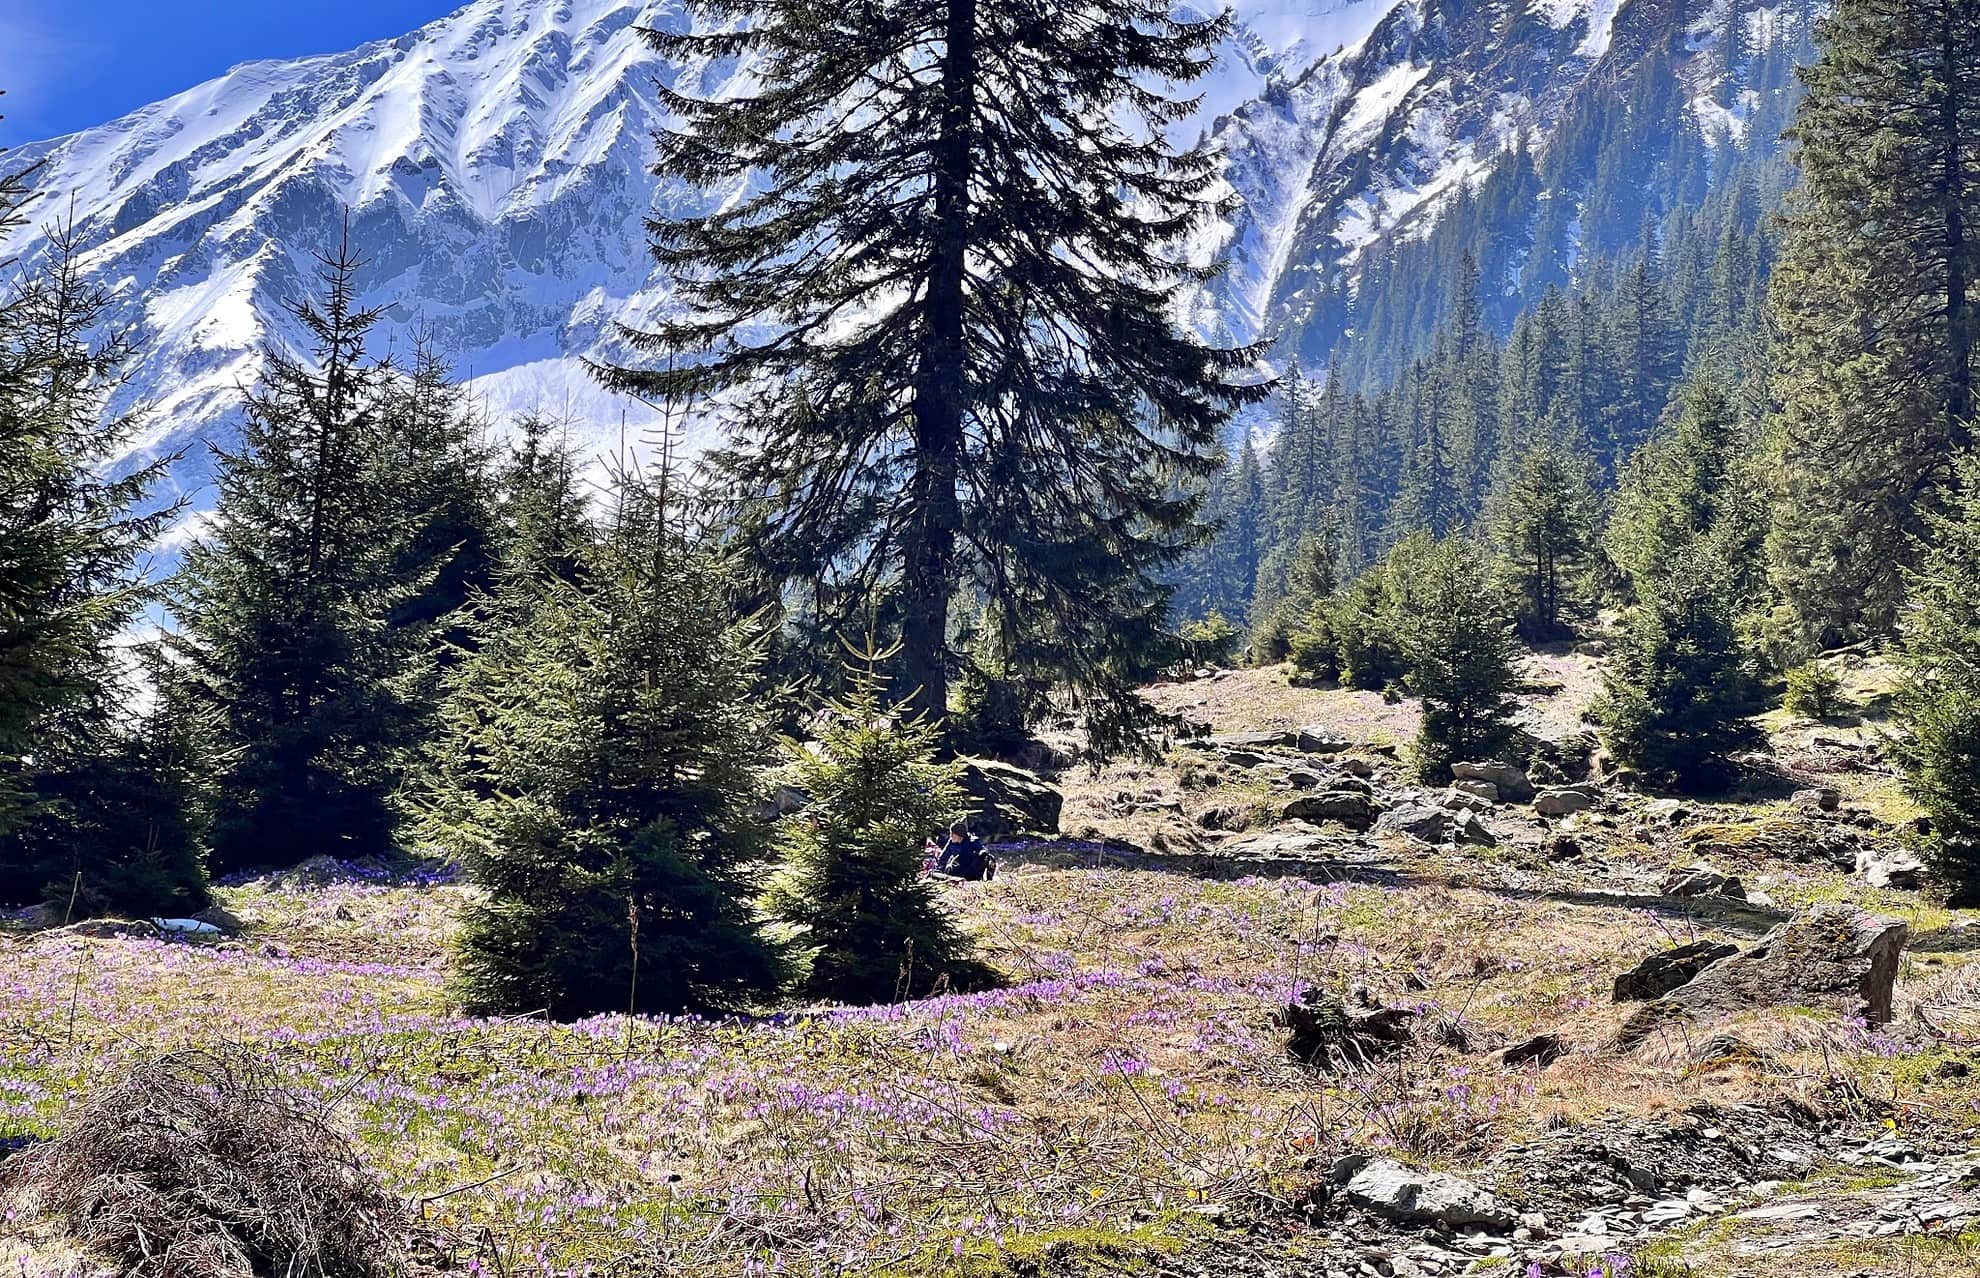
left=1375, top=802, right=1450, bottom=844
left=1623, top=907, right=1908, bottom=1039
left=1452, top=760, right=1533, bottom=802
left=1612, top=941, right=1740, bottom=1002
left=1334, top=1157, right=1514, bottom=1230
left=1659, top=862, right=1746, bottom=900
left=1856, top=845, right=1927, bottom=891
left=1283, top=791, right=1378, bottom=830
left=1533, top=786, right=1596, bottom=817
left=1295, top=726, right=1354, bottom=754
left=957, top=760, right=1062, bottom=837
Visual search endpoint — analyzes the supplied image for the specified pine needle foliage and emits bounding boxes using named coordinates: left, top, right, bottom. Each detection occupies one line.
left=435, top=475, right=787, bottom=1019
left=167, top=229, right=415, bottom=875
left=1399, top=538, right=1520, bottom=781
left=0, top=193, right=187, bottom=909
left=765, top=641, right=983, bottom=1005
left=1898, top=454, right=1980, bottom=903
left=598, top=0, right=1266, bottom=754
left=1595, top=544, right=1761, bottom=792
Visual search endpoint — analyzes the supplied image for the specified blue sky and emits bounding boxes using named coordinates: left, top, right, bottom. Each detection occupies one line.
left=1, top=0, right=464, bottom=147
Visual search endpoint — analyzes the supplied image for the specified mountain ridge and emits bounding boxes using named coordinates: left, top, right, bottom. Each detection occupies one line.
left=2, top=0, right=1800, bottom=512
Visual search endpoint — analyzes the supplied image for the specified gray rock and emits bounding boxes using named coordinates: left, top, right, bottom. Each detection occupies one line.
left=1205, top=730, right=1297, bottom=751
left=1450, top=779, right=1499, bottom=804
left=1297, top=726, right=1354, bottom=754
left=1340, top=1158, right=1514, bottom=1230
left=1376, top=802, right=1451, bottom=844
left=957, top=759, right=1062, bottom=836
left=1534, top=788, right=1594, bottom=817
left=1856, top=845, right=1927, bottom=891
left=1792, top=787, right=1842, bottom=812
left=1629, top=905, right=1909, bottom=1032
left=1285, top=769, right=1326, bottom=791
left=1451, top=809, right=1497, bottom=846
left=1660, top=862, right=1746, bottom=900
left=1494, top=1033, right=1568, bottom=1069
left=1285, top=791, right=1379, bottom=830
left=1612, top=941, right=1740, bottom=1002
left=1452, top=761, right=1533, bottom=802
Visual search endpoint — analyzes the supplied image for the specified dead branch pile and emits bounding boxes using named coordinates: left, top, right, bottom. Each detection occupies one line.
left=1, top=1048, right=411, bottom=1278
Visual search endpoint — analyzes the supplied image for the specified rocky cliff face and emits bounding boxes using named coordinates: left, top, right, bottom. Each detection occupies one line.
left=0, top=0, right=1810, bottom=508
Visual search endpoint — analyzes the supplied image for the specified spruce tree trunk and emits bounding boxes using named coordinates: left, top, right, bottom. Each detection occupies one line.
left=903, top=0, right=975, bottom=732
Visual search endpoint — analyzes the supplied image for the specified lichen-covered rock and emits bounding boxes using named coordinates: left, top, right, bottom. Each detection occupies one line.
left=1612, top=941, right=1740, bottom=1002
left=957, top=759, right=1062, bottom=836
left=1619, top=907, right=1908, bottom=1045
left=1452, top=760, right=1532, bottom=801
left=1283, top=791, right=1378, bottom=830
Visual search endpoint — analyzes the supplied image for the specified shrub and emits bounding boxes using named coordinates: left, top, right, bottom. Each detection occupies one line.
left=1177, top=611, right=1243, bottom=668
left=1783, top=660, right=1846, bottom=720
left=764, top=658, right=984, bottom=1003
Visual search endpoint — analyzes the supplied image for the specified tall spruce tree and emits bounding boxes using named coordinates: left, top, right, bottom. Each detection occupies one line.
left=433, top=470, right=787, bottom=1018
left=599, top=0, right=1264, bottom=755
left=1492, top=430, right=1595, bottom=640
left=0, top=201, right=186, bottom=908
left=1595, top=544, right=1760, bottom=792
left=1768, top=0, right=1980, bottom=650
left=1897, top=454, right=1980, bottom=903
left=1400, top=538, right=1520, bottom=781
left=169, top=232, right=413, bottom=874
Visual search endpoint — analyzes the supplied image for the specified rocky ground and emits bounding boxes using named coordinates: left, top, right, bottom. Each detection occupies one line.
left=2, top=647, right=1976, bottom=1276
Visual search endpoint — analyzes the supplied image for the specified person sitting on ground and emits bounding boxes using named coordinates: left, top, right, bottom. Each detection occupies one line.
left=932, top=820, right=991, bottom=882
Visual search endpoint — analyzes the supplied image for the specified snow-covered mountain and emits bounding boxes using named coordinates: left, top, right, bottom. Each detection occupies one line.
left=1, top=0, right=1808, bottom=506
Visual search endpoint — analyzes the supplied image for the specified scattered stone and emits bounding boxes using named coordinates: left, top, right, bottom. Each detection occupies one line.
left=1376, top=803, right=1451, bottom=844
left=1195, top=804, right=1246, bottom=832
left=1337, top=1158, right=1514, bottom=1230
left=1534, top=788, right=1593, bottom=817
left=1443, top=787, right=1495, bottom=812
left=1284, top=791, right=1379, bottom=830
left=1612, top=941, right=1739, bottom=1003
left=1450, top=810, right=1496, bottom=847
left=1297, top=726, right=1355, bottom=754
left=1659, top=863, right=1746, bottom=900
left=1855, top=844, right=1927, bottom=891
left=957, top=759, right=1062, bottom=836
left=1452, top=761, right=1533, bottom=802
left=1494, top=1033, right=1568, bottom=1069
left=1281, top=990, right=1415, bottom=1068
left=1201, top=730, right=1296, bottom=752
